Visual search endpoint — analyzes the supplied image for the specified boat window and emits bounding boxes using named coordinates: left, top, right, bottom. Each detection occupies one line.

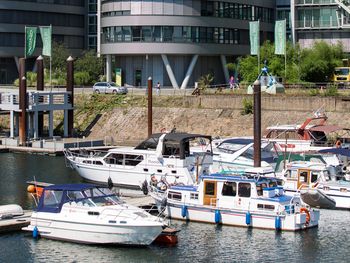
left=83, top=160, right=92, bottom=164
left=205, top=182, right=215, bottom=195
left=269, top=181, right=277, bottom=187
left=124, top=154, right=144, bottom=166
left=310, top=172, right=318, bottom=183
left=221, top=182, right=237, bottom=197
left=257, top=204, right=275, bottom=210
left=66, top=190, right=85, bottom=200
left=168, top=191, right=182, bottom=201
left=238, top=183, right=251, bottom=197
left=93, top=161, right=103, bottom=165
left=340, top=188, right=347, bottom=193
left=256, top=185, right=263, bottom=196
left=104, top=153, right=124, bottom=165
left=323, top=186, right=330, bottom=191
left=299, top=171, right=308, bottom=183
left=42, top=190, right=63, bottom=208
left=190, top=193, right=199, bottom=200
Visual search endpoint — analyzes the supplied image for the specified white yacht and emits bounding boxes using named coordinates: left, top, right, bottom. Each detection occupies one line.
left=23, top=183, right=164, bottom=245
left=149, top=174, right=319, bottom=231
left=64, top=133, right=213, bottom=189
left=278, top=161, right=350, bottom=209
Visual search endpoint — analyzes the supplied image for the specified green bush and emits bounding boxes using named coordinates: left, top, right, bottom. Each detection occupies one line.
left=74, top=72, right=91, bottom=86
left=241, top=98, right=253, bottom=115
left=308, top=88, right=320, bottom=96
left=198, top=74, right=214, bottom=91
left=323, top=84, right=338, bottom=96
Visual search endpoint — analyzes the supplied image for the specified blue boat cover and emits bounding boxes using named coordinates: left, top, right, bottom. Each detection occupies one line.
left=43, top=183, right=98, bottom=191
left=319, top=148, right=350, bottom=157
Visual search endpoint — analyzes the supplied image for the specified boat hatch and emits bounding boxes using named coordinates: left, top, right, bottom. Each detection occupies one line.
left=203, top=181, right=217, bottom=206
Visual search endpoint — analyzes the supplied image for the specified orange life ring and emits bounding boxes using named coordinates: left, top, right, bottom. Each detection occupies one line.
left=335, top=140, right=342, bottom=148
left=300, top=207, right=310, bottom=225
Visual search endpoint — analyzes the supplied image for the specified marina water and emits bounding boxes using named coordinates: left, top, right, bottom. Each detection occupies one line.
left=1, top=153, right=350, bottom=263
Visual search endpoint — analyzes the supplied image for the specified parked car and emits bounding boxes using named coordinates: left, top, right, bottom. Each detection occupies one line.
left=93, top=82, right=128, bottom=94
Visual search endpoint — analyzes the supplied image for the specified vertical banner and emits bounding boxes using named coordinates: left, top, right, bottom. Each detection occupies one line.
left=115, top=68, right=122, bottom=86
left=39, top=26, right=52, bottom=57
left=25, top=26, right=37, bottom=57
left=249, top=21, right=260, bottom=55
left=275, top=20, right=286, bottom=55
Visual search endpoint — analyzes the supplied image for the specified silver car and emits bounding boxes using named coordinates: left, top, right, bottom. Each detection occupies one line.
left=92, top=82, right=128, bottom=94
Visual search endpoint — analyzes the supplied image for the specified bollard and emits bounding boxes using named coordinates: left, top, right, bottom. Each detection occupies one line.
left=67, top=56, right=74, bottom=137
left=147, top=77, right=153, bottom=137
left=253, top=79, right=261, bottom=167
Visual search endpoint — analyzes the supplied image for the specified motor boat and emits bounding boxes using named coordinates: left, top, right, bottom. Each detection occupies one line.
left=277, top=161, right=350, bottom=209
left=64, top=132, right=213, bottom=190
left=22, top=183, right=164, bottom=245
left=149, top=174, right=320, bottom=231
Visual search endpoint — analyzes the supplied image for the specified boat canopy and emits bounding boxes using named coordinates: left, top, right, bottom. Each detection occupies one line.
left=319, top=148, right=350, bottom=157
left=135, top=132, right=212, bottom=159
left=309, top=125, right=348, bottom=133
left=36, top=184, right=117, bottom=213
left=219, top=138, right=254, bottom=145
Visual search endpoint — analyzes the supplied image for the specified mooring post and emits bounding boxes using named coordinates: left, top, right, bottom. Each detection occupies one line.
left=36, top=56, right=44, bottom=137
left=19, top=58, right=27, bottom=146
left=253, top=79, right=261, bottom=167
left=147, top=77, right=153, bottom=137
left=66, top=56, right=74, bottom=137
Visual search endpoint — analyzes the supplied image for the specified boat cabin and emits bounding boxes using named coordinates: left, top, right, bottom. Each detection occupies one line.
left=36, top=184, right=122, bottom=213
left=167, top=175, right=286, bottom=212
left=280, top=162, right=331, bottom=190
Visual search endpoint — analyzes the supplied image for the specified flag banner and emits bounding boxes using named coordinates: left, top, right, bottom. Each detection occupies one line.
left=40, top=26, right=52, bottom=57
left=25, top=26, right=37, bottom=57
left=249, top=21, right=260, bottom=55
left=115, top=68, right=122, bottom=86
left=275, top=20, right=286, bottom=55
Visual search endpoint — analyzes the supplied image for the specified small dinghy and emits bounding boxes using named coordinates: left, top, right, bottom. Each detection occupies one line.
left=300, top=188, right=336, bottom=209
left=0, top=204, right=24, bottom=219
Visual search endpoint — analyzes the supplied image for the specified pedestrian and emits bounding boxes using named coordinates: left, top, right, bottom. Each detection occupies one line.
left=229, top=76, right=235, bottom=90
left=156, top=82, right=161, bottom=95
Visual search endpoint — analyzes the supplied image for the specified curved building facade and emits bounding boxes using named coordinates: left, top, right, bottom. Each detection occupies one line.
left=100, top=0, right=275, bottom=88
left=0, top=0, right=86, bottom=83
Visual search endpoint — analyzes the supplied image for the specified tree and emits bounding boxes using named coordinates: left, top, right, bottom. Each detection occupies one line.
left=44, top=41, right=69, bottom=74
left=299, top=41, right=344, bottom=82
left=75, top=50, right=103, bottom=84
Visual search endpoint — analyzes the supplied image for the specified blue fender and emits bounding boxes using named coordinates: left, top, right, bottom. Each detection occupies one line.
left=215, top=210, right=221, bottom=224
left=275, top=216, right=281, bottom=230
left=246, top=212, right=251, bottom=225
left=33, top=226, right=39, bottom=238
left=181, top=205, right=187, bottom=218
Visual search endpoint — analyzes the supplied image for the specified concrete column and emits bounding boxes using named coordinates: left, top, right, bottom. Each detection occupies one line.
left=67, top=56, right=74, bottom=137
left=10, top=110, right=14, bottom=138
left=106, top=54, right=112, bottom=82
left=220, top=55, right=230, bottom=85
left=180, top=55, right=198, bottom=89
left=291, top=0, right=296, bottom=46
left=49, top=110, right=54, bottom=138
left=161, top=54, right=179, bottom=89
left=97, top=0, right=101, bottom=58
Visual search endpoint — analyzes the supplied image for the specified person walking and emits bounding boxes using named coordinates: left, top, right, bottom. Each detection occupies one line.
left=229, top=76, right=235, bottom=90
left=156, top=82, right=161, bottom=96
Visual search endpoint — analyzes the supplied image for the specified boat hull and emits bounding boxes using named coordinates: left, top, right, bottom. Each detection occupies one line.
left=162, top=203, right=319, bottom=231
left=23, top=218, right=163, bottom=246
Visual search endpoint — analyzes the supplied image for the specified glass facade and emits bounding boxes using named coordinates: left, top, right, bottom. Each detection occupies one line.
left=103, top=26, right=242, bottom=44
left=296, top=7, right=338, bottom=28
left=102, top=0, right=274, bottom=22
left=88, top=0, right=98, bottom=50
left=2, top=0, right=85, bottom=6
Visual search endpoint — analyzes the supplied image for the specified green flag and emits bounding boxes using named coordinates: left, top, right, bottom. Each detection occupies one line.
left=249, top=21, right=260, bottom=55
left=25, top=26, right=37, bottom=57
left=275, top=20, right=286, bottom=55
left=39, top=26, right=52, bottom=57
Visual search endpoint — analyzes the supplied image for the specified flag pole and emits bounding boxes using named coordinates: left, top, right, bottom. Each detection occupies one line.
left=284, top=19, right=287, bottom=81
left=50, top=25, right=52, bottom=91
left=258, top=20, right=260, bottom=75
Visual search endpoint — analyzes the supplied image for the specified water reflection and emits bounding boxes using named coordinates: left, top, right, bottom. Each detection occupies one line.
left=1, top=154, right=350, bottom=262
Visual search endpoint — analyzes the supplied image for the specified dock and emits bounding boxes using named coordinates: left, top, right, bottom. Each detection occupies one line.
left=0, top=211, right=32, bottom=233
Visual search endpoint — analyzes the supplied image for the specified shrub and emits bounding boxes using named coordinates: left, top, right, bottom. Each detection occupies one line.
left=74, top=72, right=91, bottom=86
left=198, top=74, right=214, bottom=91
left=323, top=84, right=338, bottom=97
left=308, top=88, right=320, bottom=96
left=241, top=98, right=253, bottom=115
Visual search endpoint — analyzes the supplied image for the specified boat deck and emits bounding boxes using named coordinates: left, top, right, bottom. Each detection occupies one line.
left=0, top=211, right=32, bottom=233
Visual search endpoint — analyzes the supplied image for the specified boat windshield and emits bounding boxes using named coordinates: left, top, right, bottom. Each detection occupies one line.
left=77, top=187, right=122, bottom=207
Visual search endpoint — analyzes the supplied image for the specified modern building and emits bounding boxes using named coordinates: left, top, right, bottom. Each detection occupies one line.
left=291, top=0, right=350, bottom=52
left=0, top=0, right=87, bottom=84
left=276, top=0, right=292, bottom=41
left=99, top=0, right=276, bottom=88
